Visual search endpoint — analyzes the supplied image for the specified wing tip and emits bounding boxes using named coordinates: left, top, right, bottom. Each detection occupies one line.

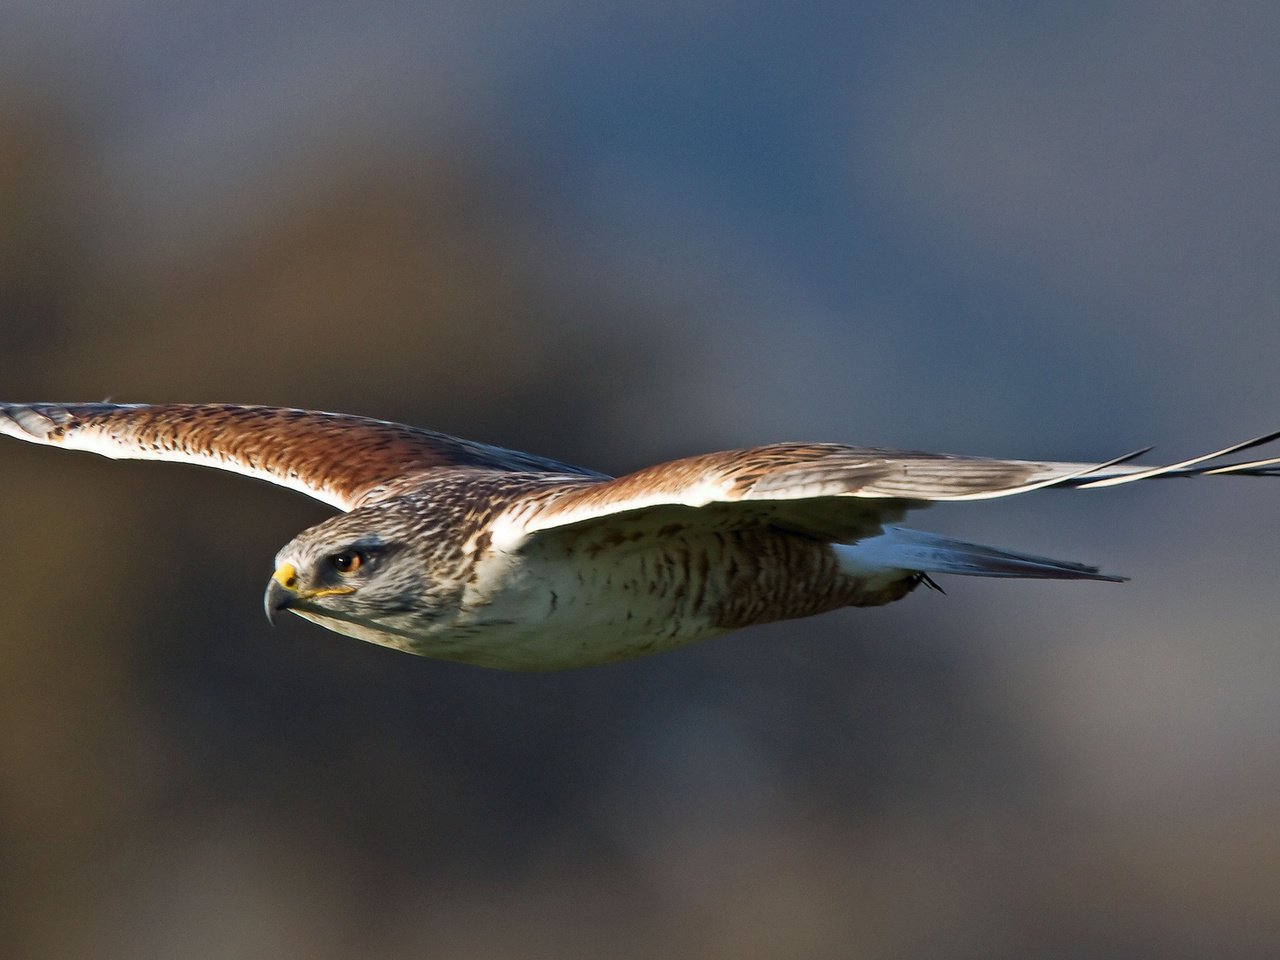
left=0, top=403, right=70, bottom=442
left=1073, top=430, right=1280, bottom=488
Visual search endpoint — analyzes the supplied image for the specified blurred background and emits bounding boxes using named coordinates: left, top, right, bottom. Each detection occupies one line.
left=1, top=2, right=1278, bottom=957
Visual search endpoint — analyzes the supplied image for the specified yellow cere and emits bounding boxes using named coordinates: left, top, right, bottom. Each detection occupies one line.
left=272, top=563, right=299, bottom=590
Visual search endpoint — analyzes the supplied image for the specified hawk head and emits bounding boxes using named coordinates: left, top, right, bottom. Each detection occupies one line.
left=263, top=499, right=459, bottom=651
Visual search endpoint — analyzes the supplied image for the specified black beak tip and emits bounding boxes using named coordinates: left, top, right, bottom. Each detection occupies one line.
left=264, top=579, right=293, bottom=625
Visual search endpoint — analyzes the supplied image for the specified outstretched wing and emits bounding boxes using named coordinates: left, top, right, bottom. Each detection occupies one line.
left=0, top=402, right=603, bottom=511
left=500, top=432, right=1280, bottom=548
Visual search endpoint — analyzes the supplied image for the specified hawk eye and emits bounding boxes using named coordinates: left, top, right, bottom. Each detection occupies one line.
left=330, top=550, right=365, bottom=574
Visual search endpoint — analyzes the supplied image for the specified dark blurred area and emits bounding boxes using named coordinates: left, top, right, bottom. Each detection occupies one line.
left=2, top=4, right=1278, bottom=958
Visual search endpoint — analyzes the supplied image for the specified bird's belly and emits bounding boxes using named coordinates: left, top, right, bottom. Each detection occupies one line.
left=405, top=531, right=910, bottom=671
left=432, top=553, right=726, bottom=670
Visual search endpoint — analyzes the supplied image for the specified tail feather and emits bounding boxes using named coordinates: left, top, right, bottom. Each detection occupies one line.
left=838, top=527, right=1127, bottom=582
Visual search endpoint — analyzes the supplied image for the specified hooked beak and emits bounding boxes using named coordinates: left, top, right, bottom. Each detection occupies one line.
left=264, top=563, right=300, bottom=625
left=264, top=562, right=356, bottom=625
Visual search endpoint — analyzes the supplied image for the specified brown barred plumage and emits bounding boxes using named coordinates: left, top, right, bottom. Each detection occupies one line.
left=3, top=402, right=1278, bottom=669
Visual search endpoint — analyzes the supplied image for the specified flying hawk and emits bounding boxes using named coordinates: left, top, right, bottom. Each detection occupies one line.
left=3, top=402, right=1277, bottom=670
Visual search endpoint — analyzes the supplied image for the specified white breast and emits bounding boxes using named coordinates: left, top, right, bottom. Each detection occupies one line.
left=419, top=542, right=727, bottom=670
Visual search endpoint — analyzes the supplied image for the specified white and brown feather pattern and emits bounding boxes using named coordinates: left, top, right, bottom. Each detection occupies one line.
left=4, top=400, right=1280, bottom=669
left=509, top=432, right=1280, bottom=547
left=0, top=402, right=603, bottom=510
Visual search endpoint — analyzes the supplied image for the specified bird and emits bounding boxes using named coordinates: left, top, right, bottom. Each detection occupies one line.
left=2, top=402, right=1278, bottom=670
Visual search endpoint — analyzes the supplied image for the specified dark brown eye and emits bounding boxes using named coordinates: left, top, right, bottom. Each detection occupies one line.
left=331, top=551, right=364, bottom=574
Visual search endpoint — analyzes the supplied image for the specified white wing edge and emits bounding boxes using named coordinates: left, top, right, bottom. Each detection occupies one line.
left=0, top=403, right=353, bottom=510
